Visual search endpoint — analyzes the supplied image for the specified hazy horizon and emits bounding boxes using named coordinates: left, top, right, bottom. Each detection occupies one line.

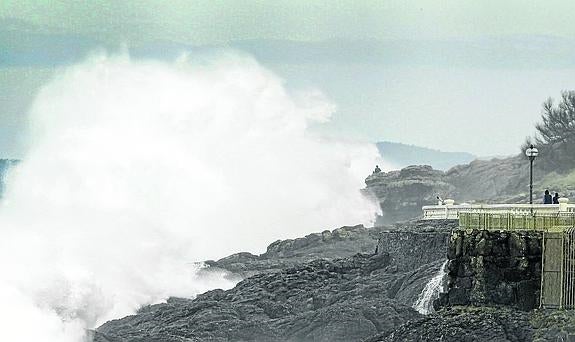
left=3, top=1, right=575, bottom=157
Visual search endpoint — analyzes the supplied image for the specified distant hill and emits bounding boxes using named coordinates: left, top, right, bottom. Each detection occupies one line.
left=376, top=141, right=476, bottom=171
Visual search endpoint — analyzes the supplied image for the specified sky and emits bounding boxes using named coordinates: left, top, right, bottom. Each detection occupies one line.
left=2, top=0, right=575, bottom=157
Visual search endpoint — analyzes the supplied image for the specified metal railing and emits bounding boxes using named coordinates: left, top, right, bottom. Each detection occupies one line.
left=562, top=227, right=575, bottom=309
left=459, top=212, right=575, bottom=232
left=541, top=227, right=575, bottom=309
left=423, top=203, right=575, bottom=220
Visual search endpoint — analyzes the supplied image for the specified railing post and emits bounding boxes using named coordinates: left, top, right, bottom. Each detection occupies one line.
left=559, top=198, right=569, bottom=212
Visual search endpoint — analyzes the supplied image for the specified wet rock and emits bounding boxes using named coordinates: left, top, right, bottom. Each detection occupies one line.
left=94, top=221, right=454, bottom=342
left=205, top=224, right=387, bottom=278
left=366, top=306, right=534, bottom=342
left=95, top=254, right=422, bottom=342
left=367, top=306, right=575, bottom=342
left=376, top=228, right=451, bottom=270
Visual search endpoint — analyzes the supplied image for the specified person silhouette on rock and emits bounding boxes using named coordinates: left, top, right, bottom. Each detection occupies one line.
left=373, top=165, right=381, bottom=174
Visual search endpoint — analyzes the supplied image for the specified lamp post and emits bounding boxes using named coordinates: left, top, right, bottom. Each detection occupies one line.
left=525, top=144, right=539, bottom=205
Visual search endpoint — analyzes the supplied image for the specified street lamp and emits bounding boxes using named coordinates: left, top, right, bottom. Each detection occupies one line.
left=525, top=144, right=539, bottom=205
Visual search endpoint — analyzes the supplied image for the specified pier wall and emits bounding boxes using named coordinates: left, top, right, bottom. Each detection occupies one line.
left=436, top=229, right=543, bottom=311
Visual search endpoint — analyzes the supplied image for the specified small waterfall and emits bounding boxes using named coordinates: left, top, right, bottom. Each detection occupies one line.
left=413, top=260, right=448, bottom=315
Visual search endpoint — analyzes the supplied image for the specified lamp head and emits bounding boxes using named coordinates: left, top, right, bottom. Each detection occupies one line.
left=525, top=144, right=539, bottom=158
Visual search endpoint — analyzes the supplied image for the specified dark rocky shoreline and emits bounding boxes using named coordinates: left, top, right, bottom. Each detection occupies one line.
left=93, top=220, right=575, bottom=342
left=95, top=253, right=422, bottom=342
left=93, top=222, right=444, bottom=341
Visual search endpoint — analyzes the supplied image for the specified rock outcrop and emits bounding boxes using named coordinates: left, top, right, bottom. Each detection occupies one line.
left=376, top=219, right=455, bottom=270
left=365, top=165, right=455, bottom=224
left=369, top=306, right=575, bottom=342
left=93, top=221, right=452, bottom=342
left=368, top=306, right=534, bottom=342
left=95, top=254, right=421, bottom=342
left=205, top=225, right=386, bottom=278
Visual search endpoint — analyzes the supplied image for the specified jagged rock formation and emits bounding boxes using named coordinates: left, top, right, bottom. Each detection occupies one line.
left=93, top=222, right=451, bottom=342
left=376, top=219, right=454, bottom=269
left=95, top=254, right=422, bottom=342
left=205, top=225, right=387, bottom=278
left=365, top=165, right=455, bottom=224
left=436, top=230, right=542, bottom=311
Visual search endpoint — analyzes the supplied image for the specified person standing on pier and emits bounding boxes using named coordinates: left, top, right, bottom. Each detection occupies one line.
left=553, top=192, right=560, bottom=204
left=544, top=190, right=553, bottom=204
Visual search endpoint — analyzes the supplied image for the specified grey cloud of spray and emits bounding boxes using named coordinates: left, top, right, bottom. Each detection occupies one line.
left=0, top=53, right=384, bottom=341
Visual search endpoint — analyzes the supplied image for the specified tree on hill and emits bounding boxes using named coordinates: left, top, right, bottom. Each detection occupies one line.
left=530, top=91, right=575, bottom=171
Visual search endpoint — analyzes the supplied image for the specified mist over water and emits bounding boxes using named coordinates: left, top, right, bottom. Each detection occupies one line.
left=0, top=53, right=383, bottom=341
